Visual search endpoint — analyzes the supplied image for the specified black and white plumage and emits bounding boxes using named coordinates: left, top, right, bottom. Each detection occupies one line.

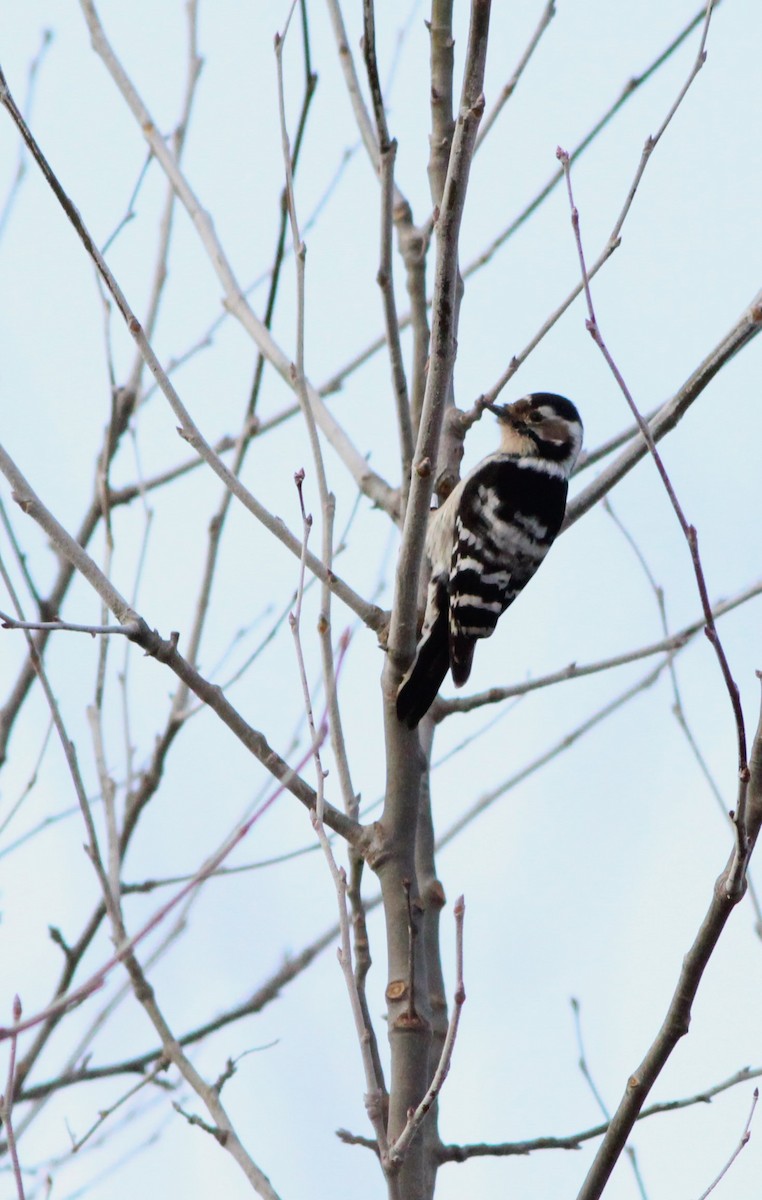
left=396, top=392, right=583, bottom=729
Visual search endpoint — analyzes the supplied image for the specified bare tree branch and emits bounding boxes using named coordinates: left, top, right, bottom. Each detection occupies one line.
left=58, top=4, right=400, bottom=518
left=438, top=1069, right=762, bottom=1161
left=571, top=997, right=649, bottom=1199
left=696, top=1087, right=758, bottom=1199
left=575, top=682, right=762, bottom=1200
left=474, top=0, right=555, bottom=150
left=369, top=10, right=493, bottom=1196
left=559, top=136, right=749, bottom=809
left=0, top=445, right=363, bottom=842
left=565, top=286, right=762, bottom=527
left=318, top=1, right=723, bottom=405
left=387, top=896, right=466, bottom=1166
left=0, top=996, right=26, bottom=1200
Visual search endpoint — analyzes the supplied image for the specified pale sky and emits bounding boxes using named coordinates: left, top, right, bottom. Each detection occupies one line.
left=1, top=3, right=762, bottom=1199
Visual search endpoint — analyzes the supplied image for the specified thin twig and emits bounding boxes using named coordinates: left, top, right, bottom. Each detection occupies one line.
left=75, top=0, right=397, bottom=518
left=363, top=0, right=413, bottom=488
left=436, top=1068, right=762, bottom=1161
left=16, top=887, right=196, bottom=1149
left=573, top=410, right=660, bottom=476
left=474, top=0, right=555, bottom=150
left=324, top=0, right=380, bottom=170
left=108, top=948, right=284, bottom=1198
left=19, top=920, right=343, bottom=1101
left=0, top=74, right=385, bottom=626
left=86, top=704, right=120, bottom=909
left=166, top=0, right=317, bottom=724
left=288, top=470, right=390, bottom=1160
left=319, top=2, right=722, bottom=404
left=566, top=288, right=762, bottom=529
left=558, top=125, right=749, bottom=856
left=248, top=0, right=316, bottom=416
left=436, top=577, right=762, bottom=715
left=603, top=500, right=762, bottom=932
left=696, top=1088, right=758, bottom=1199
left=0, top=995, right=26, bottom=1200
left=276, top=10, right=357, bottom=826
left=571, top=998, right=649, bottom=1199
left=437, top=656, right=676, bottom=850
left=0, top=543, right=117, bottom=918
left=0, top=442, right=363, bottom=842
left=475, top=1, right=723, bottom=408
left=0, top=613, right=136, bottom=636
left=0, top=496, right=42, bottom=610
left=574, top=684, right=762, bottom=1200
left=0, top=717, right=53, bottom=841
left=0, top=23, right=376, bottom=777
left=70, top=1060, right=170, bottom=1153
left=289, top=472, right=326, bottom=815
left=0, top=27, right=53, bottom=240
left=0, top=701, right=335, bottom=1045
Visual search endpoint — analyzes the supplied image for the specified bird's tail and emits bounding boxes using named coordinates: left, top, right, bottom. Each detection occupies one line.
left=395, top=581, right=450, bottom=729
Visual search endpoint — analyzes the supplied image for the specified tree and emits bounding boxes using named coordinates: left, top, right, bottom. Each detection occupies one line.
left=1, top=2, right=762, bottom=1197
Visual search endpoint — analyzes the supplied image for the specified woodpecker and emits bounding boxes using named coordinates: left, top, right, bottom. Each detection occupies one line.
left=396, top=392, right=583, bottom=729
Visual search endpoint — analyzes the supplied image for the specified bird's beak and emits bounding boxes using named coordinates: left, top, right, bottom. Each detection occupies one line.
left=486, top=398, right=530, bottom=425
left=484, top=400, right=510, bottom=420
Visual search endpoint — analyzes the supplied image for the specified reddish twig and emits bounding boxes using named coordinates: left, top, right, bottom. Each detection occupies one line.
left=0, top=709, right=332, bottom=1046
left=557, top=145, right=748, bottom=840
left=696, top=1087, right=758, bottom=1199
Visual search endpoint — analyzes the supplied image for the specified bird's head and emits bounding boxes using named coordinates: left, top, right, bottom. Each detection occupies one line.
left=487, top=392, right=583, bottom=473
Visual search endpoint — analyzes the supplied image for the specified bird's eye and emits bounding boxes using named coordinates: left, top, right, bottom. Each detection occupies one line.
left=528, top=411, right=544, bottom=424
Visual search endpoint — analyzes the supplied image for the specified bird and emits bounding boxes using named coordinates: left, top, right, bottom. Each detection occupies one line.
left=396, top=392, right=583, bottom=729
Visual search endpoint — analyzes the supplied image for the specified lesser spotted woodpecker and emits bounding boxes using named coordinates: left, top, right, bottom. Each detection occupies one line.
left=396, top=393, right=583, bottom=729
